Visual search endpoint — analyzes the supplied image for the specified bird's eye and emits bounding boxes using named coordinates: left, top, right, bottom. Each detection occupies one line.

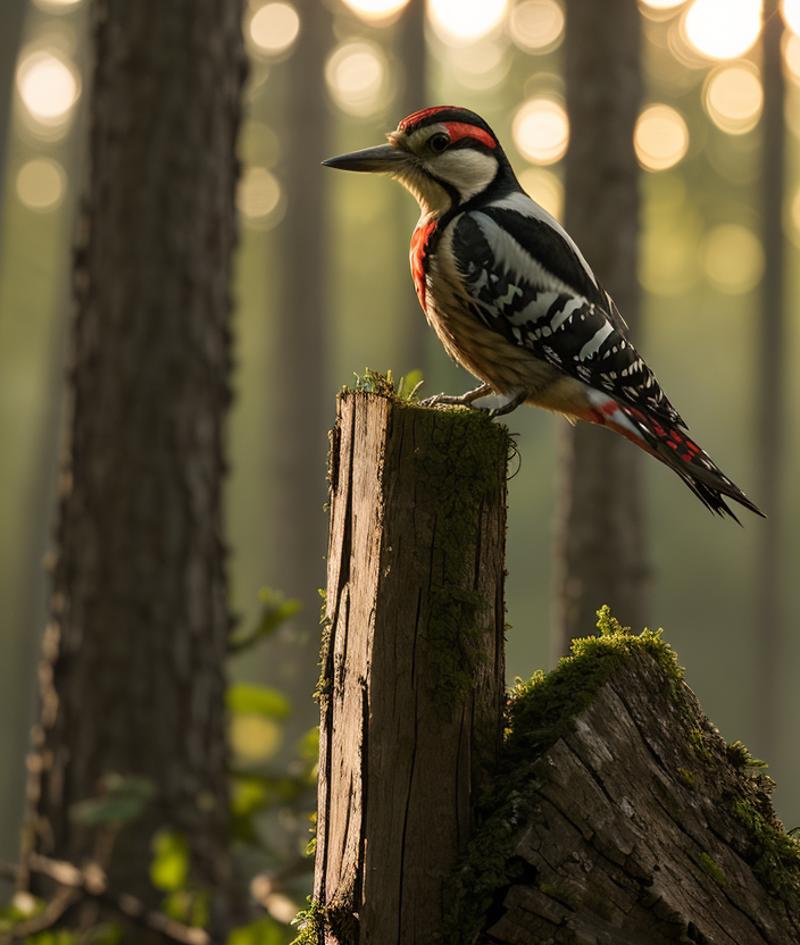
left=428, top=133, right=450, bottom=154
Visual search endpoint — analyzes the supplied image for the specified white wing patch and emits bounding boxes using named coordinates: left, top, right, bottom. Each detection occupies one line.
left=471, top=211, right=573, bottom=295
left=487, top=190, right=599, bottom=289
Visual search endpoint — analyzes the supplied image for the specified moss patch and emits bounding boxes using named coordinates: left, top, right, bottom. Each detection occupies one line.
left=441, top=607, right=679, bottom=944
left=698, top=852, right=727, bottom=886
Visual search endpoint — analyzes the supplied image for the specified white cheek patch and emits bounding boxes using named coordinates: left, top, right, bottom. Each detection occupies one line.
left=427, top=149, right=498, bottom=202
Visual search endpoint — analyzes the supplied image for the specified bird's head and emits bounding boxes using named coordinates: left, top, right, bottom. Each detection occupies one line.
left=323, top=106, right=517, bottom=215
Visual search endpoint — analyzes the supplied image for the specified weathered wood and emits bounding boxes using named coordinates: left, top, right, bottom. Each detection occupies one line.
left=449, top=626, right=800, bottom=945
left=313, top=389, right=510, bottom=944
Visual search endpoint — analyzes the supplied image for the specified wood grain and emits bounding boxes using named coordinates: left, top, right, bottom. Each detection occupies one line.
left=314, top=391, right=510, bottom=945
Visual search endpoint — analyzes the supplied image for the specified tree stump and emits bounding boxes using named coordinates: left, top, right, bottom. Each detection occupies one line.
left=449, top=616, right=800, bottom=945
left=312, top=387, right=510, bottom=944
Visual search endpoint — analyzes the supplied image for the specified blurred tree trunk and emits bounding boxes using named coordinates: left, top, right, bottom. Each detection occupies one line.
left=0, top=0, right=28, bottom=274
left=553, top=0, right=649, bottom=652
left=270, top=0, right=331, bottom=723
left=395, top=0, right=428, bottom=376
left=754, top=0, right=785, bottom=760
left=22, top=0, right=245, bottom=933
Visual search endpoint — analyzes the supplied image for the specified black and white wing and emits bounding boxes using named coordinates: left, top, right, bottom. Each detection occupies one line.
left=450, top=191, right=684, bottom=427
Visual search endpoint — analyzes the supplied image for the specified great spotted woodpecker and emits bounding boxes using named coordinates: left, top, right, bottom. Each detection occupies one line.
left=323, top=106, right=763, bottom=521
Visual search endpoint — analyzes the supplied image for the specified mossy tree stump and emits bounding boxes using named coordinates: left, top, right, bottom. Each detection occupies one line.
left=451, top=616, right=800, bottom=944
left=306, top=385, right=800, bottom=945
left=312, top=388, right=510, bottom=944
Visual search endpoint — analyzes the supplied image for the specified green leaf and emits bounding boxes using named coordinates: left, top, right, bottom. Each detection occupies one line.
left=226, top=917, right=286, bottom=945
left=71, top=774, right=155, bottom=827
left=229, top=589, right=301, bottom=654
left=397, top=369, right=424, bottom=401
left=227, top=684, right=290, bottom=719
left=150, top=829, right=189, bottom=891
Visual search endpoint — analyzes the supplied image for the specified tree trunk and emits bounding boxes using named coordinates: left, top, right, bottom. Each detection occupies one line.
left=22, top=0, right=245, bottom=931
left=456, top=627, right=800, bottom=944
left=311, top=389, right=509, bottom=944
left=754, top=0, right=785, bottom=762
left=269, top=0, right=332, bottom=723
left=554, top=0, right=649, bottom=653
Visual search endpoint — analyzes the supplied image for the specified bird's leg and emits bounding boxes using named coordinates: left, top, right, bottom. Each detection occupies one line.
left=419, top=383, right=493, bottom=407
left=487, top=389, right=528, bottom=419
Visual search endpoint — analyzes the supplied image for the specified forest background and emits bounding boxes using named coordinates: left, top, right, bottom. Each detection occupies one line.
left=0, top=0, right=798, bottom=937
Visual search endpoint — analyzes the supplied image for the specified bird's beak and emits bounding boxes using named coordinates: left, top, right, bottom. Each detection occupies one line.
left=322, top=143, right=410, bottom=174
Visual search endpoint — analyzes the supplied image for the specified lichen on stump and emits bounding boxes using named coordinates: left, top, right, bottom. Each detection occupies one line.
left=445, top=608, right=800, bottom=945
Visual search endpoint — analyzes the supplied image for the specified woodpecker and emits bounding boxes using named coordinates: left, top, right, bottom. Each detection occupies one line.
left=323, top=105, right=763, bottom=522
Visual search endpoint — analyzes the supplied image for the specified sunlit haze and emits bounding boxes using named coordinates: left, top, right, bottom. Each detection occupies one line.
left=427, top=0, right=508, bottom=44
left=32, top=0, right=82, bottom=9
left=16, top=50, right=80, bottom=125
left=704, top=64, right=762, bottom=134
left=16, top=158, right=66, bottom=211
left=508, top=0, right=564, bottom=53
left=512, top=97, right=569, bottom=165
left=340, top=0, right=411, bottom=23
left=249, top=2, right=300, bottom=56
left=783, top=0, right=800, bottom=35
left=325, top=40, right=388, bottom=118
left=237, top=166, right=283, bottom=228
left=683, top=0, right=762, bottom=59
left=702, top=223, right=764, bottom=293
left=634, top=104, right=689, bottom=171
left=518, top=167, right=564, bottom=220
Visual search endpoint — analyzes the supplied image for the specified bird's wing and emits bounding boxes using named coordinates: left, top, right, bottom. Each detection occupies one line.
left=450, top=192, right=684, bottom=427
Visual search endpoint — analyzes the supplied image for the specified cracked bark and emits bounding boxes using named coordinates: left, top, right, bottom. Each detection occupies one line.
left=482, top=651, right=800, bottom=945
left=22, top=0, right=246, bottom=935
left=313, top=391, right=509, bottom=945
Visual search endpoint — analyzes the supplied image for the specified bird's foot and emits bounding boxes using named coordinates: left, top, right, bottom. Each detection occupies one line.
left=485, top=389, right=528, bottom=419
left=419, top=383, right=493, bottom=408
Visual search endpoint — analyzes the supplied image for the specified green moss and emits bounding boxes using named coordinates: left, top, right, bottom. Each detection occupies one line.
left=730, top=798, right=800, bottom=903
left=289, top=899, right=325, bottom=945
left=726, top=739, right=767, bottom=771
left=698, top=852, right=727, bottom=886
left=441, top=608, right=680, bottom=944
left=677, top=767, right=696, bottom=789
left=689, top=728, right=713, bottom=762
left=506, top=610, right=680, bottom=764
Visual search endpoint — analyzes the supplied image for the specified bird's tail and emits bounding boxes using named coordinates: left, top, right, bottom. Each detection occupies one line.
left=579, top=392, right=765, bottom=523
left=619, top=404, right=764, bottom=523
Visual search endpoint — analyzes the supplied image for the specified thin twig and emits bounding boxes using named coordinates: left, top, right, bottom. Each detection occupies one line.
left=0, top=855, right=216, bottom=945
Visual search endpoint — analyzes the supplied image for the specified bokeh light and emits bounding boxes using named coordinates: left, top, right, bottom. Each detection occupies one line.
left=783, top=0, right=800, bottom=35
left=325, top=40, right=388, bottom=117
left=518, top=167, right=564, bottom=220
left=341, top=0, right=410, bottom=23
left=16, top=50, right=80, bottom=126
left=704, top=64, right=762, bottom=134
left=640, top=0, right=685, bottom=7
left=428, top=0, right=508, bottom=45
left=789, top=187, right=800, bottom=244
left=702, top=223, right=764, bottom=294
left=248, top=2, right=300, bottom=57
left=508, top=0, right=564, bottom=53
left=512, top=97, right=569, bottom=165
left=784, top=32, right=800, bottom=81
left=237, top=166, right=284, bottom=228
left=16, top=158, right=66, bottom=211
left=447, top=40, right=510, bottom=90
left=634, top=104, right=689, bottom=171
left=230, top=716, right=281, bottom=762
left=683, top=0, right=762, bottom=60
